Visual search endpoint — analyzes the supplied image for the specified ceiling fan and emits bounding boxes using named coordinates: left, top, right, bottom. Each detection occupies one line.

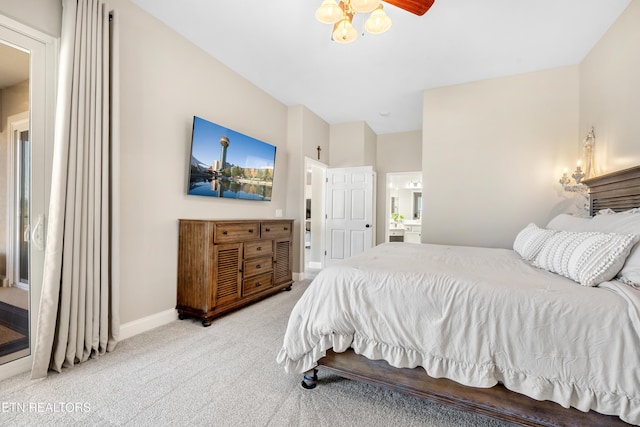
left=315, top=0, right=435, bottom=43
left=384, top=0, right=435, bottom=16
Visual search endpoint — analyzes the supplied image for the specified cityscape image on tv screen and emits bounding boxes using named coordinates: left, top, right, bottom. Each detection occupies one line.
left=188, top=116, right=276, bottom=201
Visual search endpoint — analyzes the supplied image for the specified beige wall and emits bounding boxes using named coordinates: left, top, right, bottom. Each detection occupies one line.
left=0, top=0, right=61, bottom=37
left=422, top=66, right=580, bottom=248
left=375, top=131, right=422, bottom=244
left=287, top=105, right=330, bottom=275
left=113, top=0, right=289, bottom=323
left=363, top=123, right=377, bottom=168
left=579, top=0, right=640, bottom=173
left=329, top=121, right=377, bottom=169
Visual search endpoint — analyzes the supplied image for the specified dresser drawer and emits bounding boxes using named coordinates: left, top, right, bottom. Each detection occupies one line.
left=261, top=221, right=292, bottom=239
left=214, top=222, right=259, bottom=243
left=243, top=256, right=273, bottom=277
left=242, top=272, right=273, bottom=297
left=244, top=240, right=273, bottom=259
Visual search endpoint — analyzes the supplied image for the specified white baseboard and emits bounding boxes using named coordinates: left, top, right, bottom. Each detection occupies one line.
left=293, top=272, right=305, bottom=282
left=119, top=308, right=177, bottom=341
left=308, top=261, right=322, bottom=269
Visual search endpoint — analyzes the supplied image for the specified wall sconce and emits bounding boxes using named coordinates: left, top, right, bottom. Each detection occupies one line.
left=559, top=161, right=587, bottom=192
left=559, top=126, right=596, bottom=192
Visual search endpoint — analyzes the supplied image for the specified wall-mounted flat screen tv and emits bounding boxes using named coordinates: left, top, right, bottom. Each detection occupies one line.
left=188, top=116, right=276, bottom=201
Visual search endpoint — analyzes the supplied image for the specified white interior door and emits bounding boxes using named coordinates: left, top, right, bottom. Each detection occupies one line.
left=325, top=166, right=375, bottom=266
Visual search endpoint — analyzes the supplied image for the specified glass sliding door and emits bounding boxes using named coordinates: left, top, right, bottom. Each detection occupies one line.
left=0, top=14, right=56, bottom=378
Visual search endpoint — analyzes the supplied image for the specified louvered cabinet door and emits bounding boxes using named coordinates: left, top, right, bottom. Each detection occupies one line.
left=212, top=242, right=243, bottom=307
left=273, top=237, right=293, bottom=286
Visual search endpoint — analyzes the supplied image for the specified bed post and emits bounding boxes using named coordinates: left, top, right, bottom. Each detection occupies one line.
left=301, top=368, right=318, bottom=389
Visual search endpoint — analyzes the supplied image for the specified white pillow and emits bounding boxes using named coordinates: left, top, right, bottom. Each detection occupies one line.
left=533, top=230, right=640, bottom=287
left=546, top=210, right=640, bottom=286
left=546, top=214, right=592, bottom=232
left=513, top=223, right=556, bottom=261
left=588, top=210, right=640, bottom=286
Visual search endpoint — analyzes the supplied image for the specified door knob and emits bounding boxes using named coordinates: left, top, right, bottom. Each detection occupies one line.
left=365, top=224, right=370, bottom=228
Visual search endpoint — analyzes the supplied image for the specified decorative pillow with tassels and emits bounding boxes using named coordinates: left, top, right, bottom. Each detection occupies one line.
left=533, top=230, right=640, bottom=287
left=513, top=223, right=557, bottom=261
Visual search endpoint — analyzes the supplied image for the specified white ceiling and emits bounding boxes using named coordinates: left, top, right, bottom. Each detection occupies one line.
left=3, top=1, right=628, bottom=135
left=129, top=0, right=631, bottom=135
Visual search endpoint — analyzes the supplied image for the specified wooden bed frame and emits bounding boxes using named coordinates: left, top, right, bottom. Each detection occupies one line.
left=301, top=165, right=640, bottom=427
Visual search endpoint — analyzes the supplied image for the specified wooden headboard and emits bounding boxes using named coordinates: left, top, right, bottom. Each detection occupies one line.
left=583, top=165, right=640, bottom=216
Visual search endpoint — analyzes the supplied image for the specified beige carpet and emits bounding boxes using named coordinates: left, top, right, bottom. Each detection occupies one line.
left=0, top=279, right=511, bottom=426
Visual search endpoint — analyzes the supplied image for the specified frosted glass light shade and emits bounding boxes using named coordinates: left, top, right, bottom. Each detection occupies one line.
left=316, top=0, right=343, bottom=24
left=332, top=17, right=358, bottom=44
left=365, top=5, right=392, bottom=34
left=350, top=0, right=382, bottom=13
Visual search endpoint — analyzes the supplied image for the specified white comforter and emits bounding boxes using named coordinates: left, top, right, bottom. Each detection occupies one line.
left=277, top=242, right=640, bottom=424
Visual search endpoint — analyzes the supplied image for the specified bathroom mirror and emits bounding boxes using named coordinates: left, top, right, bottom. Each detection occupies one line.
left=413, top=192, right=422, bottom=220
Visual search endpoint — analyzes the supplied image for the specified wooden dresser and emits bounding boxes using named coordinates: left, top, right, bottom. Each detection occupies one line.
left=177, top=219, right=294, bottom=326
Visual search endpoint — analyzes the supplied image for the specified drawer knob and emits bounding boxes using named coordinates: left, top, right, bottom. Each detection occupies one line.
left=249, top=229, right=254, bottom=233
left=222, top=230, right=228, bottom=235
left=256, top=264, right=261, bottom=269
left=265, top=228, right=271, bottom=232
left=255, top=281, right=261, bottom=287
left=284, top=227, right=288, bottom=231
left=257, top=246, right=262, bottom=251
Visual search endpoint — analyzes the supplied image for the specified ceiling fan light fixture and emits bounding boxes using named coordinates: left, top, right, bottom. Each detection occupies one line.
left=316, top=0, right=343, bottom=24
left=365, top=4, right=392, bottom=34
left=350, top=0, right=382, bottom=14
left=332, top=15, right=358, bottom=44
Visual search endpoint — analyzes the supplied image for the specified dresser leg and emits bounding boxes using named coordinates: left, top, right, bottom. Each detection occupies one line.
left=202, top=318, right=212, bottom=327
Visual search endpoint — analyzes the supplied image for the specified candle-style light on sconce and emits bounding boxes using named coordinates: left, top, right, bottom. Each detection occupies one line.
left=559, top=160, right=588, bottom=192
left=572, top=160, right=585, bottom=184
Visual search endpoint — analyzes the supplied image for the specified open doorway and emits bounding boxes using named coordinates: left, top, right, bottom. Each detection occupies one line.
left=385, top=172, right=422, bottom=243
left=303, top=157, right=326, bottom=278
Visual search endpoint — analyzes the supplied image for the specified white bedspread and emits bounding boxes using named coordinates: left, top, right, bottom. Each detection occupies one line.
left=277, top=242, right=640, bottom=424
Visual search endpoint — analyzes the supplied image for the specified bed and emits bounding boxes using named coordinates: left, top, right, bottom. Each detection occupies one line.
left=277, top=165, right=640, bottom=427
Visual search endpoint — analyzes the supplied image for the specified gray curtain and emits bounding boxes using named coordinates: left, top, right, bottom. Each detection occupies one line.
left=31, top=0, right=119, bottom=379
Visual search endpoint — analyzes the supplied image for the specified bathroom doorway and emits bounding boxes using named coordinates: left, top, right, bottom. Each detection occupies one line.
left=385, top=172, right=422, bottom=243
